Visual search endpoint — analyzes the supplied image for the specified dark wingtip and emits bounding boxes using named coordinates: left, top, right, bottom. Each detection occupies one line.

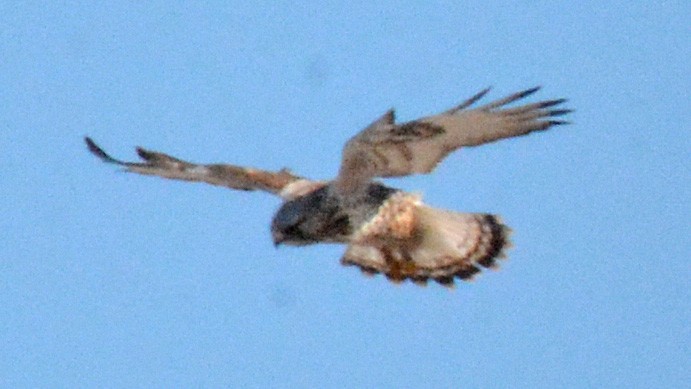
left=136, top=147, right=152, bottom=160
left=135, top=146, right=178, bottom=164
left=84, top=136, right=124, bottom=165
left=518, top=86, right=541, bottom=98
left=476, top=215, right=511, bottom=269
left=549, top=120, right=572, bottom=126
left=447, top=86, right=494, bottom=113
left=548, top=109, right=573, bottom=117
left=473, top=86, right=493, bottom=103
left=84, top=136, right=103, bottom=157
left=539, top=98, right=567, bottom=108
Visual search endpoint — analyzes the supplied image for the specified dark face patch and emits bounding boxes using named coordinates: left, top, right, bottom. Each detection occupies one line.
left=271, top=186, right=350, bottom=245
left=271, top=183, right=398, bottom=246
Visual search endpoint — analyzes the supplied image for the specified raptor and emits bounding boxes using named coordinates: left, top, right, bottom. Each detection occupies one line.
left=86, top=86, right=570, bottom=287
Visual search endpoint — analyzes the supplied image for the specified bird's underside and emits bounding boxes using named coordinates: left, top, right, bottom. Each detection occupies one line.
left=86, top=86, right=570, bottom=288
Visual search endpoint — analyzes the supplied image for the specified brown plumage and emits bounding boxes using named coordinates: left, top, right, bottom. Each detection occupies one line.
left=86, top=86, right=570, bottom=288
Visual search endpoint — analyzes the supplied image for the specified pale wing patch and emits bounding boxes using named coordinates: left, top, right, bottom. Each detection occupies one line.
left=342, top=196, right=511, bottom=287
left=352, top=192, right=421, bottom=242
left=412, top=206, right=511, bottom=270
left=279, top=179, right=328, bottom=200
left=342, top=244, right=387, bottom=277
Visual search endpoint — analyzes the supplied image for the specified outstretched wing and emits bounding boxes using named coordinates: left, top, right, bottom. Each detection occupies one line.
left=341, top=192, right=511, bottom=287
left=85, top=137, right=319, bottom=199
left=335, top=87, right=571, bottom=193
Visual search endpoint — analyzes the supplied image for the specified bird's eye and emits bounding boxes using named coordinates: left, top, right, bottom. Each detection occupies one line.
left=284, top=224, right=301, bottom=236
left=286, top=222, right=312, bottom=241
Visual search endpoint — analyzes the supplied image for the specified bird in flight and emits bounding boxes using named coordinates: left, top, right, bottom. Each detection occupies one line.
left=86, top=86, right=570, bottom=287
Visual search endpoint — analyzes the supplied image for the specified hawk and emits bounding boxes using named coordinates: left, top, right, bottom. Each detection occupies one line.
left=86, top=86, right=570, bottom=287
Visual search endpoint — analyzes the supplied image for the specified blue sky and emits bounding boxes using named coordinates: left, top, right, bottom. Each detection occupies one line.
left=1, top=1, right=688, bottom=388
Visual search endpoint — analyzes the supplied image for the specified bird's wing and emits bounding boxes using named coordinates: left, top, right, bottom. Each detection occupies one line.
left=334, top=87, right=571, bottom=194
left=85, top=137, right=319, bottom=199
left=341, top=192, right=512, bottom=287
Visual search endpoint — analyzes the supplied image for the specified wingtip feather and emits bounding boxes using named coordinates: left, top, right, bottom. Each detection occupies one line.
left=539, top=98, right=567, bottom=108
left=84, top=136, right=126, bottom=165
left=521, top=85, right=541, bottom=97
left=136, top=147, right=154, bottom=161
left=446, top=86, right=493, bottom=113
left=549, top=120, right=571, bottom=126
left=548, top=109, right=573, bottom=117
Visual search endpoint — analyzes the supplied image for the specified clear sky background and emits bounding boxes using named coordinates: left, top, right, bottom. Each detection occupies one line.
left=1, top=2, right=688, bottom=388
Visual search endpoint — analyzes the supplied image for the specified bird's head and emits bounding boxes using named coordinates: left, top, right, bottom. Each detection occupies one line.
left=271, top=186, right=351, bottom=246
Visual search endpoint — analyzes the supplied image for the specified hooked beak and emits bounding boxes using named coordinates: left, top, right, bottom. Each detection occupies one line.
left=272, top=231, right=286, bottom=247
